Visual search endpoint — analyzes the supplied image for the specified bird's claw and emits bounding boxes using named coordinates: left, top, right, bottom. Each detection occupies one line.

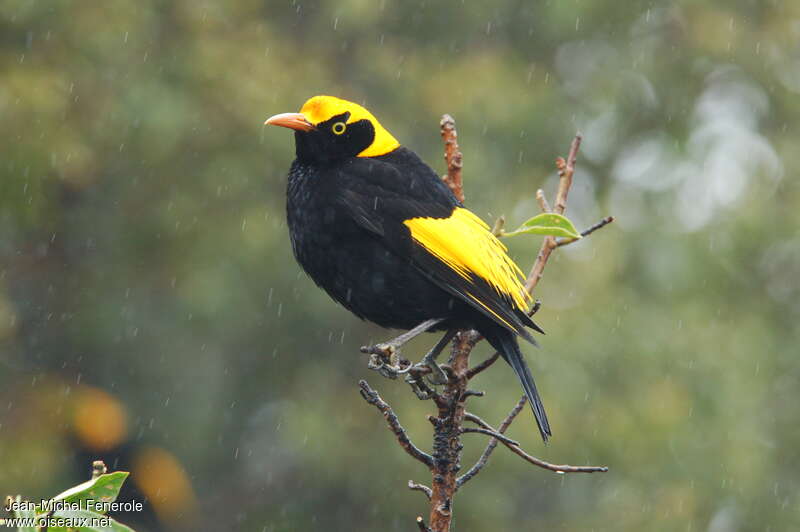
left=360, top=342, right=396, bottom=358
left=404, top=374, right=434, bottom=400
left=420, top=355, right=449, bottom=385
left=365, top=344, right=412, bottom=380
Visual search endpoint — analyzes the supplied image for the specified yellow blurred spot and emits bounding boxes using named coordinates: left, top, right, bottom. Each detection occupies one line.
left=72, top=386, right=128, bottom=451
left=132, top=446, right=197, bottom=526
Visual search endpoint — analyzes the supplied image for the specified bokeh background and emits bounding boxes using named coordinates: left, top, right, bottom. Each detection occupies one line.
left=2, top=1, right=799, bottom=531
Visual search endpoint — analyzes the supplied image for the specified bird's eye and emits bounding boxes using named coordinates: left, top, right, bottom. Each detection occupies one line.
left=331, top=122, right=347, bottom=135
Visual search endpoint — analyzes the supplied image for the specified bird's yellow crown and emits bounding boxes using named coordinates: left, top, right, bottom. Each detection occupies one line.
left=299, top=95, right=400, bottom=158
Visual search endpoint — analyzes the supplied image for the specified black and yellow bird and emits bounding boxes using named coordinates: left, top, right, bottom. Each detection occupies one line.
left=265, top=96, right=551, bottom=441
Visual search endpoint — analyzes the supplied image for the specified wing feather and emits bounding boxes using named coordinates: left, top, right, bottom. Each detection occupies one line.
left=333, top=151, right=540, bottom=339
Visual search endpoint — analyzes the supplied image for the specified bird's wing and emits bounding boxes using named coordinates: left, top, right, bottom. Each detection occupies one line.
left=334, top=156, right=539, bottom=341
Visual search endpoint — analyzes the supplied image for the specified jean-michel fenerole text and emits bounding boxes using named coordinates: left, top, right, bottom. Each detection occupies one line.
left=5, top=498, right=143, bottom=513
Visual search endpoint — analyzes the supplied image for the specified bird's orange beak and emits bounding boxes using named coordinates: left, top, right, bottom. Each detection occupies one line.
left=264, top=112, right=315, bottom=132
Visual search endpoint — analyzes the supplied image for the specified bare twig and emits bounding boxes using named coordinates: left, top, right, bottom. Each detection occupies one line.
left=492, top=435, right=607, bottom=474
left=556, top=216, right=615, bottom=247
left=458, top=395, right=527, bottom=489
left=409, top=480, right=433, bottom=500
left=491, top=215, right=505, bottom=237
left=535, top=189, right=551, bottom=213
left=416, top=516, right=433, bottom=532
left=358, top=380, right=434, bottom=467
left=461, top=427, right=520, bottom=447
left=466, top=351, right=501, bottom=379
left=463, top=412, right=495, bottom=431
left=554, top=137, right=581, bottom=213
left=440, top=114, right=464, bottom=203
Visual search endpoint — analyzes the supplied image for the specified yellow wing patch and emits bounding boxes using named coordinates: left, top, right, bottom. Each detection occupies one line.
left=403, top=208, right=531, bottom=313
left=299, top=95, right=400, bottom=158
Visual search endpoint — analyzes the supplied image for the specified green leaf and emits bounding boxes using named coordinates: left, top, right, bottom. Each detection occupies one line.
left=52, top=472, right=129, bottom=514
left=503, top=213, right=582, bottom=239
left=46, top=509, right=135, bottom=532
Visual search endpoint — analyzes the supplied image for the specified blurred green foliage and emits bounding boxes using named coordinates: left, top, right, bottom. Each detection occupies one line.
left=2, top=1, right=799, bottom=530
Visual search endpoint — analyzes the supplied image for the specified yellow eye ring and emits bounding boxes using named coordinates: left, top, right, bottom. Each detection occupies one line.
left=332, top=122, right=347, bottom=135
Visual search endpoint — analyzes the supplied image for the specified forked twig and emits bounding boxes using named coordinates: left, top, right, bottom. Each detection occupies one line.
left=524, top=134, right=582, bottom=295
left=458, top=395, right=527, bottom=488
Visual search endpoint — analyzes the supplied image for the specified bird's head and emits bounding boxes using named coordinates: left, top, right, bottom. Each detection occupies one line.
left=265, top=95, right=400, bottom=163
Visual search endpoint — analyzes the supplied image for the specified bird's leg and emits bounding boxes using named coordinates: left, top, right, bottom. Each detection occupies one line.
left=362, top=318, right=445, bottom=379
left=416, top=329, right=457, bottom=385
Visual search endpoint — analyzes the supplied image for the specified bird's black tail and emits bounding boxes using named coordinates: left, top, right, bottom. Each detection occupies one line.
left=485, top=328, right=551, bottom=442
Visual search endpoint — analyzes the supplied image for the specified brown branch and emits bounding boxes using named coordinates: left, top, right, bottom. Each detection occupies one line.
left=361, top=124, right=609, bottom=530
left=555, top=136, right=581, bottom=213
left=462, top=396, right=607, bottom=482
left=465, top=351, right=500, bottom=379
left=489, top=434, right=608, bottom=474
left=461, top=427, right=520, bottom=447
left=457, top=395, right=526, bottom=489
left=463, top=412, right=496, bottom=431
left=416, top=516, right=433, bottom=532
left=358, top=380, right=434, bottom=467
left=556, top=216, right=615, bottom=247
left=409, top=480, right=433, bottom=500
left=428, top=331, right=473, bottom=532
left=524, top=134, right=582, bottom=295
left=536, top=189, right=551, bottom=213
left=440, top=114, right=464, bottom=203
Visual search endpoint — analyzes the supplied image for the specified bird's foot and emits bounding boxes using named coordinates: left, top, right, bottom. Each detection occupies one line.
left=419, top=354, right=449, bottom=385
left=404, top=373, right=435, bottom=400
left=363, top=343, right=412, bottom=380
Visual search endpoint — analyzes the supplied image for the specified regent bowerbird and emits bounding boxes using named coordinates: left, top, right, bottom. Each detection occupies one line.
left=265, top=96, right=551, bottom=441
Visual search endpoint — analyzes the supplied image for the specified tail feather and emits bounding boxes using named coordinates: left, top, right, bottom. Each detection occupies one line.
left=486, top=329, right=551, bottom=442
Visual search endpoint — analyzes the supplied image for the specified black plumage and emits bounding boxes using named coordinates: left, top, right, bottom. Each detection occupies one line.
left=267, top=96, right=552, bottom=441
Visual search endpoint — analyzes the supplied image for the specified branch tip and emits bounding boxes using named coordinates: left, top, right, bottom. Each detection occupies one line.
left=440, top=114, right=465, bottom=203
left=409, top=480, right=433, bottom=500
